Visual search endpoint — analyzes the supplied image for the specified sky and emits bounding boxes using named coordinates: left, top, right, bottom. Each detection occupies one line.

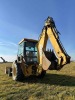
left=0, top=0, right=75, bottom=62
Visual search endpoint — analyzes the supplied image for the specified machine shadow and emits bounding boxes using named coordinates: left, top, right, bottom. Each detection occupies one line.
left=22, top=73, right=75, bottom=86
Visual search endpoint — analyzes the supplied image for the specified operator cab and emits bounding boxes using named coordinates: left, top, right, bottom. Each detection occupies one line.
left=18, top=38, right=38, bottom=64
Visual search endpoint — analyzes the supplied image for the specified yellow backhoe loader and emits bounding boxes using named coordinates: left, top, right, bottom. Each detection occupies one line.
left=5, top=16, right=70, bottom=81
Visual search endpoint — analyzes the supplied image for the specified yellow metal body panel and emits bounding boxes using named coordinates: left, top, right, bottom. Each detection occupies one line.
left=47, top=28, right=66, bottom=65
left=20, top=62, right=43, bottom=77
left=36, top=29, right=48, bottom=65
left=20, top=63, right=32, bottom=77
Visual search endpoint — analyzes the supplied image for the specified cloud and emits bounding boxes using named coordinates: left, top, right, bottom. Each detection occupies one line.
left=0, top=39, right=17, bottom=47
left=0, top=40, right=17, bottom=62
left=0, top=19, right=39, bottom=41
left=0, top=39, right=18, bottom=55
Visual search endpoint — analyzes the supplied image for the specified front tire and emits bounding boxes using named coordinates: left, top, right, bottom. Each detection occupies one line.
left=12, top=62, right=24, bottom=81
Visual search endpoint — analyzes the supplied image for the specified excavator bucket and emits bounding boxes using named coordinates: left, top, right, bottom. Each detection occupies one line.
left=42, top=52, right=51, bottom=70
left=42, top=51, right=58, bottom=70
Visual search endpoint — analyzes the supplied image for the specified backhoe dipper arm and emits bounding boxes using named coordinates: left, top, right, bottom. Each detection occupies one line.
left=45, top=17, right=70, bottom=65
left=37, top=17, right=70, bottom=68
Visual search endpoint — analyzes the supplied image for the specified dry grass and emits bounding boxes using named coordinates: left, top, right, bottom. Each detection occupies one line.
left=0, top=62, right=75, bottom=100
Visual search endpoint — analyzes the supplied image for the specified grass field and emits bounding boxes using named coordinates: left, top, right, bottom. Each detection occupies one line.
left=0, top=62, right=75, bottom=100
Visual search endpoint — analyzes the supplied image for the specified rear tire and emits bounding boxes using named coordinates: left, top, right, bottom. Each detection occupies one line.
left=12, top=62, right=24, bottom=81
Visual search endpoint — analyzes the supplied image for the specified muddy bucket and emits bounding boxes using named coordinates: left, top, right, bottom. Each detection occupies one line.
left=42, top=51, right=57, bottom=70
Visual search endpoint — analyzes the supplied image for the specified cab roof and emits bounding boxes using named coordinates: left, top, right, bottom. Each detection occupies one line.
left=19, top=38, right=38, bottom=44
